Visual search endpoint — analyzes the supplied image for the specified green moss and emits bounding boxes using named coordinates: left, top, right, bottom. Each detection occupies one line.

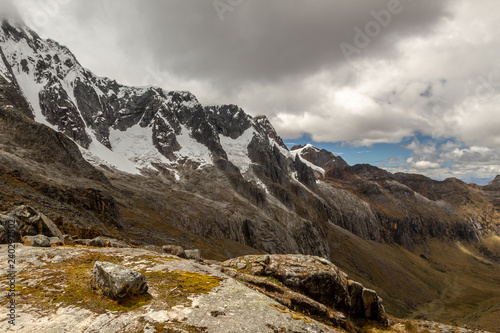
left=270, top=304, right=312, bottom=324
left=16, top=251, right=220, bottom=314
left=265, top=275, right=284, bottom=286
left=144, top=269, right=221, bottom=311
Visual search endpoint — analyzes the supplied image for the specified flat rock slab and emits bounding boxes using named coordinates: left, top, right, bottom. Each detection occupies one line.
left=22, top=234, right=51, bottom=247
left=91, top=261, right=148, bottom=300
left=0, top=245, right=344, bottom=332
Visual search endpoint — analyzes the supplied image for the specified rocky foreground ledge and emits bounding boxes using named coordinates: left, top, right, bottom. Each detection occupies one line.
left=0, top=244, right=489, bottom=333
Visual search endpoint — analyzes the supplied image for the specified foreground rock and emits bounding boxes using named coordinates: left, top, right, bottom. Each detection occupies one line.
left=88, top=236, right=106, bottom=247
left=185, top=249, right=202, bottom=260
left=22, top=234, right=51, bottom=247
left=91, top=261, right=148, bottom=300
left=0, top=245, right=342, bottom=332
left=162, top=244, right=186, bottom=257
left=222, top=254, right=387, bottom=323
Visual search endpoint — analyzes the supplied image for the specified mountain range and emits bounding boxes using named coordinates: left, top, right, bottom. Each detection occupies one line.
left=0, top=17, right=499, bottom=331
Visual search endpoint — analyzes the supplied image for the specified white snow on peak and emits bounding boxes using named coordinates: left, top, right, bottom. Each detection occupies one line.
left=291, top=143, right=319, bottom=153
left=271, top=138, right=293, bottom=159
left=109, top=123, right=172, bottom=171
left=175, top=125, right=213, bottom=167
left=81, top=137, right=140, bottom=175
left=12, top=67, right=51, bottom=126
left=290, top=144, right=325, bottom=175
left=219, top=127, right=256, bottom=173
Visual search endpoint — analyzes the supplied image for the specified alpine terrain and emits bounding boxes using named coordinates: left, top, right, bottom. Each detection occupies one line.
left=0, top=17, right=499, bottom=332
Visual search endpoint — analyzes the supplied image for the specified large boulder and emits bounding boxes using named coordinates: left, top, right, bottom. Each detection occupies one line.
left=223, top=254, right=351, bottom=313
left=23, top=234, right=51, bottom=247
left=362, top=288, right=385, bottom=321
left=91, top=261, right=148, bottom=300
left=162, top=245, right=185, bottom=258
left=49, top=237, right=64, bottom=247
left=88, top=237, right=106, bottom=247
left=7, top=205, right=64, bottom=241
left=185, top=249, right=202, bottom=260
left=348, top=280, right=365, bottom=317
left=223, top=254, right=387, bottom=322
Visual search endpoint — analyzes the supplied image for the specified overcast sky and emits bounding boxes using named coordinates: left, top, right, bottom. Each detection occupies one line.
left=7, top=0, right=500, bottom=184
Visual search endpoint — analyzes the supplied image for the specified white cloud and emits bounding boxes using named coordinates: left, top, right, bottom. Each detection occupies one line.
left=413, top=161, right=441, bottom=170
left=391, top=139, right=500, bottom=182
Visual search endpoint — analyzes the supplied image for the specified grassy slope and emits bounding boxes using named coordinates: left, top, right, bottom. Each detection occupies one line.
left=324, top=225, right=500, bottom=331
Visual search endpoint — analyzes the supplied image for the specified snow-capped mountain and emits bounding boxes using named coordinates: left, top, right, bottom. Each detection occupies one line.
left=2, top=16, right=498, bottom=248
left=0, top=18, right=302, bottom=180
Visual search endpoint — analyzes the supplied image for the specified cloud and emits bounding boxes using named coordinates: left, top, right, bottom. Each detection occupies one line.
left=7, top=0, right=500, bottom=182
left=413, top=161, right=441, bottom=170
left=0, top=0, right=20, bottom=19
left=392, top=139, right=500, bottom=182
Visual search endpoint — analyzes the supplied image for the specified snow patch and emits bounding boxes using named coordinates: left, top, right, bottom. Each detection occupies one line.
left=81, top=139, right=140, bottom=175
left=219, top=128, right=255, bottom=173
left=175, top=125, right=213, bottom=167
left=109, top=123, right=172, bottom=170
left=13, top=70, right=51, bottom=127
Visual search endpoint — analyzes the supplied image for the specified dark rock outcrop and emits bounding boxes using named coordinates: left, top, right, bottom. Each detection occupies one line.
left=7, top=205, right=63, bottom=241
left=254, top=115, right=287, bottom=149
left=222, top=254, right=387, bottom=323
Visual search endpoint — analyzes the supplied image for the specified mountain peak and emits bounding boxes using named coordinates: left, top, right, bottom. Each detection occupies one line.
left=291, top=144, right=348, bottom=171
left=254, top=115, right=287, bottom=150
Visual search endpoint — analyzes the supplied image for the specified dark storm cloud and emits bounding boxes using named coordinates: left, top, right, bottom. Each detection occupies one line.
left=65, top=0, right=452, bottom=89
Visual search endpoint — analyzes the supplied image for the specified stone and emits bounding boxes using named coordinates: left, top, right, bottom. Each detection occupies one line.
left=105, top=239, right=129, bottom=248
left=143, top=245, right=162, bottom=252
left=91, top=261, right=148, bottom=300
left=23, top=234, right=51, bottom=247
left=73, top=239, right=90, bottom=245
left=362, top=288, right=384, bottom=321
left=62, top=235, right=74, bottom=245
left=227, top=254, right=352, bottom=313
left=348, top=280, right=365, bottom=317
left=38, top=213, right=64, bottom=241
left=162, top=245, right=185, bottom=258
left=185, top=249, right=201, bottom=260
left=50, top=237, right=64, bottom=247
left=88, top=236, right=106, bottom=247
left=249, top=264, right=264, bottom=276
